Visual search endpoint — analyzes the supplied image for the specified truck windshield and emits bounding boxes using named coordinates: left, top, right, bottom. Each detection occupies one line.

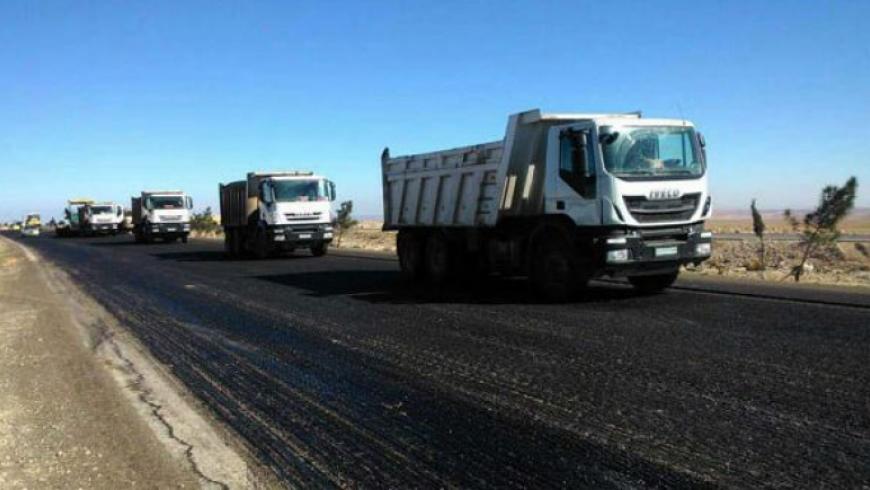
left=272, top=180, right=324, bottom=202
left=90, top=206, right=113, bottom=214
left=149, top=196, right=184, bottom=209
left=601, top=126, right=704, bottom=179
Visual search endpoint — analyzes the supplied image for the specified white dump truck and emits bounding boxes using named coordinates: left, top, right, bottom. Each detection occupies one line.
left=381, top=109, right=713, bottom=300
left=21, top=213, right=41, bottom=237
left=219, top=171, right=336, bottom=258
left=131, top=191, right=193, bottom=243
left=56, top=199, right=93, bottom=237
left=80, top=202, right=124, bottom=236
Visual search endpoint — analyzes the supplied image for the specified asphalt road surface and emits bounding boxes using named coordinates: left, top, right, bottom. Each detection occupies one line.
left=8, top=233, right=870, bottom=488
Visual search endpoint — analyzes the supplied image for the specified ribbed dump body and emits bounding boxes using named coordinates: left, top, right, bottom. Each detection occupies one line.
left=131, top=197, right=143, bottom=224
left=382, top=141, right=505, bottom=229
left=219, top=181, right=250, bottom=227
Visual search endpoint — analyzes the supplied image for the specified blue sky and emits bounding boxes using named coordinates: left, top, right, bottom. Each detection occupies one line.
left=1, top=0, right=868, bottom=221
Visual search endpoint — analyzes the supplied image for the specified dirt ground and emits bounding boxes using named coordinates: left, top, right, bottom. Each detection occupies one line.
left=0, top=237, right=260, bottom=489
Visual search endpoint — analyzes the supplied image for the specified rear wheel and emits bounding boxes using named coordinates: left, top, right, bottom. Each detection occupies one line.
left=397, top=230, right=424, bottom=281
left=223, top=229, right=234, bottom=256
left=531, top=237, right=587, bottom=302
left=253, top=227, right=270, bottom=259
left=310, top=241, right=328, bottom=257
left=628, top=271, right=679, bottom=294
left=425, top=232, right=455, bottom=284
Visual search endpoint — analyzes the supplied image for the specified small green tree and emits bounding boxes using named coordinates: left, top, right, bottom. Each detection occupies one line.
left=190, top=206, right=221, bottom=234
left=783, top=176, right=858, bottom=282
left=335, top=200, right=358, bottom=247
left=750, top=199, right=766, bottom=269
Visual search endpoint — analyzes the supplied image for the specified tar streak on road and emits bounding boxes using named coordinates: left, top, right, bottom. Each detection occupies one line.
left=13, top=234, right=870, bottom=488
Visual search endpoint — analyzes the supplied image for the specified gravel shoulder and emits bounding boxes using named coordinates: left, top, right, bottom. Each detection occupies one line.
left=0, top=237, right=263, bottom=489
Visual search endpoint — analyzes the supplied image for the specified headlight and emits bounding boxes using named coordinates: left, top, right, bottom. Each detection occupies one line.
left=696, top=243, right=711, bottom=256
left=606, top=249, right=630, bottom=263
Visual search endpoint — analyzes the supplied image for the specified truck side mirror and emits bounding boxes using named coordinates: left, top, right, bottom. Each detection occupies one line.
left=117, top=206, right=123, bottom=217
left=329, top=181, right=336, bottom=201
left=185, top=196, right=193, bottom=209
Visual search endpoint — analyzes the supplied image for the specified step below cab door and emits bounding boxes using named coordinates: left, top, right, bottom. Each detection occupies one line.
left=545, top=122, right=600, bottom=226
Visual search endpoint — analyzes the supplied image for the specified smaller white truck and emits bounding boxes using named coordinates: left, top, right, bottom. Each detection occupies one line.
left=21, top=213, right=41, bottom=237
left=56, top=199, right=93, bottom=237
left=219, top=171, right=337, bottom=258
left=80, top=202, right=124, bottom=236
left=131, top=191, right=193, bottom=243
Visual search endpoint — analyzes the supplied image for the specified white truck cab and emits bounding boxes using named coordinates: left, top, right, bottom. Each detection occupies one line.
left=81, top=202, right=124, bottom=236
left=132, top=191, right=193, bottom=243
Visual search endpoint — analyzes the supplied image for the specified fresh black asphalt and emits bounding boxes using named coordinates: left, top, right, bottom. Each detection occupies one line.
left=8, top=233, right=870, bottom=488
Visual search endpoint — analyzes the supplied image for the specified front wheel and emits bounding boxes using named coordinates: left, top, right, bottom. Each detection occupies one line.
left=181, top=235, right=188, bottom=244
left=310, top=242, right=328, bottom=257
left=531, top=238, right=588, bottom=302
left=628, top=271, right=679, bottom=294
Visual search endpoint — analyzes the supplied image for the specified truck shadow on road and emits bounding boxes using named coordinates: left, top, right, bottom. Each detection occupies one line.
left=150, top=250, right=314, bottom=262
left=255, top=270, right=642, bottom=305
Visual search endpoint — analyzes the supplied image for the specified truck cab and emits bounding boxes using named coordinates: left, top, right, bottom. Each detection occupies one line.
left=81, top=202, right=124, bottom=236
left=132, top=191, right=193, bottom=243
left=537, top=114, right=712, bottom=273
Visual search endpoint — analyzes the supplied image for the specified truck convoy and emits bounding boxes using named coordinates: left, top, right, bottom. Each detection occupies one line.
left=220, top=171, right=336, bottom=258
left=56, top=199, right=93, bottom=237
left=131, top=190, right=193, bottom=243
left=21, top=213, right=41, bottom=237
left=381, top=109, right=713, bottom=300
left=79, top=202, right=124, bottom=236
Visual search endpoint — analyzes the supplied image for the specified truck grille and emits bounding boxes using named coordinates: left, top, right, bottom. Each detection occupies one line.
left=623, top=193, right=701, bottom=223
left=285, top=212, right=322, bottom=221
left=160, top=215, right=183, bottom=222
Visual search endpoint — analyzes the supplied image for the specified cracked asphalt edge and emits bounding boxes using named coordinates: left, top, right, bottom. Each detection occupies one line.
left=3, top=236, right=279, bottom=490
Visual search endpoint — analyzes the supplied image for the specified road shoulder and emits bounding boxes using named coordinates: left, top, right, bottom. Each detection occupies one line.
left=0, top=236, right=264, bottom=489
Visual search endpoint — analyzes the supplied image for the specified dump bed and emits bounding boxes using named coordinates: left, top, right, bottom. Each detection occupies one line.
left=382, top=109, right=559, bottom=229
left=381, top=140, right=506, bottom=229
left=219, top=181, right=250, bottom=227
left=131, top=197, right=144, bottom=224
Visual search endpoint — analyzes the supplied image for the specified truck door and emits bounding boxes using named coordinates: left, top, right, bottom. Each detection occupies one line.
left=545, top=123, right=600, bottom=226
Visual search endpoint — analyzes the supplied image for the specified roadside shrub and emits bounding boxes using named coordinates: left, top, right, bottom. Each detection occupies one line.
left=190, top=207, right=222, bottom=234
left=335, top=200, right=358, bottom=247
left=784, top=176, right=858, bottom=282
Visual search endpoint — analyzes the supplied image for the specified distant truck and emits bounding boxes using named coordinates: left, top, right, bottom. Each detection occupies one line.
left=56, top=199, right=94, bottom=237
left=219, top=171, right=337, bottom=258
left=21, top=213, right=41, bottom=237
left=80, top=202, right=124, bottom=236
left=381, top=109, right=713, bottom=300
left=131, top=191, right=193, bottom=243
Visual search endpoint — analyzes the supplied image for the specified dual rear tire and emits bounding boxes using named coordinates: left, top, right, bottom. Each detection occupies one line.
left=397, top=231, right=458, bottom=283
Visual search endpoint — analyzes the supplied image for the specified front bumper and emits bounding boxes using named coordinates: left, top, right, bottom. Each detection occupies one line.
left=89, top=223, right=118, bottom=233
left=148, top=222, right=190, bottom=235
left=601, top=225, right=712, bottom=275
left=268, top=223, right=334, bottom=246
